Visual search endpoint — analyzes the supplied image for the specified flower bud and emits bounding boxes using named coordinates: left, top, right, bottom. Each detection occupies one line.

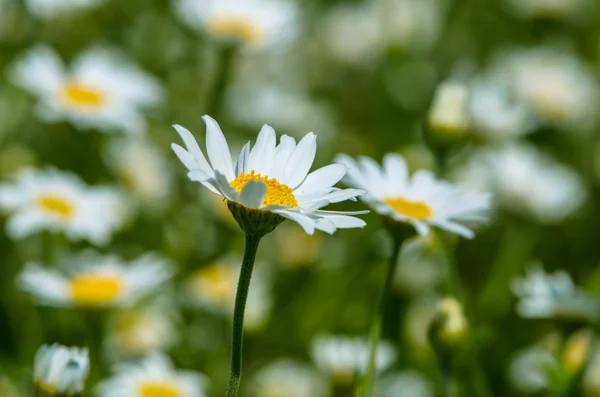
left=34, top=344, right=89, bottom=397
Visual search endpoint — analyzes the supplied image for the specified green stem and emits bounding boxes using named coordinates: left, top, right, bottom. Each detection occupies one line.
left=209, top=43, right=238, bottom=118
left=358, top=234, right=404, bottom=397
left=225, top=233, right=262, bottom=397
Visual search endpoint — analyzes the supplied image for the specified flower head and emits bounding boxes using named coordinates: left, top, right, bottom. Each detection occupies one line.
left=0, top=168, right=126, bottom=245
left=96, top=352, right=208, bottom=397
left=507, top=345, right=560, bottom=394
left=336, top=153, right=491, bottom=238
left=174, top=0, right=298, bottom=50
left=18, top=252, right=172, bottom=308
left=25, top=0, right=106, bottom=19
left=34, top=344, right=89, bottom=397
left=9, top=45, right=162, bottom=134
left=171, top=115, right=366, bottom=236
left=250, top=359, right=327, bottom=397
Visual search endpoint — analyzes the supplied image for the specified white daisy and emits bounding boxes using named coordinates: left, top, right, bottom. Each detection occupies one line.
left=34, top=344, right=90, bottom=397
left=171, top=115, right=367, bottom=236
left=428, top=80, right=470, bottom=136
left=184, top=256, right=271, bottom=332
left=507, top=345, right=559, bottom=394
left=250, top=359, right=328, bottom=397
left=505, top=0, right=594, bottom=20
left=335, top=153, right=491, bottom=238
left=105, top=137, right=172, bottom=207
left=0, top=168, right=126, bottom=245
left=18, top=252, right=173, bottom=308
left=393, top=235, right=444, bottom=295
left=174, top=0, right=298, bottom=50
left=24, top=0, right=107, bottom=19
left=456, top=144, right=586, bottom=223
left=96, top=353, right=208, bottom=397
left=511, top=264, right=595, bottom=320
left=9, top=44, right=162, bottom=134
left=311, top=335, right=396, bottom=385
left=378, top=371, right=434, bottom=397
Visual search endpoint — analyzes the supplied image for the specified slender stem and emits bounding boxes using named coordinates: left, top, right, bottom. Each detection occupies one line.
left=225, top=233, right=262, bottom=397
left=358, top=234, right=404, bottom=397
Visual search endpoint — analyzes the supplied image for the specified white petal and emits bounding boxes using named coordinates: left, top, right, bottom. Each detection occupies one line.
left=173, top=124, right=213, bottom=175
left=319, top=214, right=366, bottom=229
left=203, top=115, right=235, bottom=181
left=313, top=216, right=336, bottom=234
left=171, top=144, right=198, bottom=171
left=213, top=170, right=239, bottom=201
left=268, top=135, right=296, bottom=180
left=248, top=124, right=276, bottom=174
left=282, top=132, right=317, bottom=188
left=322, top=188, right=365, bottom=203
left=235, top=141, right=251, bottom=177
left=383, top=153, right=408, bottom=191
left=275, top=210, right=315, bottom=235
left=435, top=220, right=475, bottom=239
left=239, top=180, right=266, bottom=209
left=187, top=170, right=221, bottom=195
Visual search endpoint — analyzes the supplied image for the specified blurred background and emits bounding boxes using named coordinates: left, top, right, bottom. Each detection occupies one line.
left=1, top=0, right=600, bottom=396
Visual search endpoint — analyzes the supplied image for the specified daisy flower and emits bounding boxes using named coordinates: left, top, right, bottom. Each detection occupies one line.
left=428, top=81, right=470, bottom=136
left=9, top=44, right=162, bottom=134
left=18, top=252, right=172, bottom=308
left=24, top=0, right=107, bottom=19
left=171, top=115, right=367, bottom=236
left=34, top=344, right=90, bottom=397
left=335, top=153, right=491, bottom=238
left=508, top=345, right=559, bottom=394
left=174, top=0, right=299, bottom=50
left=311, top=335, right=396, bottom=385
left=505, top=0, right=594, bottom=20
left=250, top=359, right=328, bottom=397
left=96, top=352, right=208, bottom=397
left=0, top=168, right=126, bottom=245
left=378, top=371, right=434, bottom=397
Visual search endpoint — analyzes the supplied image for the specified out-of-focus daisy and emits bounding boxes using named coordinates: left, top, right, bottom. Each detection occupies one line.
left=336, top=153, right=491, bottom=238
left=511, top=264, right=595, bottom=320
left=34, top=344, right=89, bottom=397
left=505, top=0, right=594, bottom=20
left=490, top=48, right=598, bottom=130
left=184, top=256, right=271, bottom=332
left=311, top=335, right=396, bottom=385
left=456, top=144, right=586, bottom=223
left=24, top=0, right=107, bottom=19
left=0, top=168, right=126, bottom=245
left=428, top=80, right=470, bottom=137
left=393, top=235, right=444, bottom=295
left=96, top=353, right=208, bottom=397
left=174, top=0, right=298, bottom=50
left=18, top=252, right=172, bottom=308
left=171, top=115, right=366, bottom=236
left=377, top=371, right=434, bottom=397
left=250, top=359, right=328, bottom=397
left=403, top=295, right=439, bottom=356
left=105, top=302, right=179, bottom=358
left=468, top=78, right=535, bottom=139
left=105, top=137, right=172, bottom=207
left=507, top=345, right=559, bottom=394
left=9, top=45, right=162, bottom=134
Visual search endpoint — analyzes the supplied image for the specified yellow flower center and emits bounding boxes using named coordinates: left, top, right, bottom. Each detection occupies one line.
left=230, top=171, right=298, bottom=208
left=61, top=81, right=106, bottom=109
left=190, top=265, right=237, bottom=304
left=138, top=382, right=181, bottom=397
left=36, top=194, right=75, bottom=220
left=208, top=17, right=263, bottom=44
left=37, top=383, right=57, bottom=395
left=383, top=197, right=433, bottom=219
left=70, top=273, right=123, bottom=305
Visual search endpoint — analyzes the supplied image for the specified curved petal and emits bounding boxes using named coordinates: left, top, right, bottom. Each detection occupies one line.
left=202, top=115, right=235, bottom=181
left=275, top=210, right=315, bottom=235
left=239, top=180, right=266, bottom=209
left=235, top=141, right=251, bottom=177
left=248, top=124, right=276, bottom=174
left=295, top=164, right=347, bottom=196
left=173, top=124, right=213, bottom=175
left=282, top=132, right=317, bottom=188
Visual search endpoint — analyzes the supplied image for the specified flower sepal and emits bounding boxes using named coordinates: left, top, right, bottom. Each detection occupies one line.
left=227, top=201, right=285, bottom=237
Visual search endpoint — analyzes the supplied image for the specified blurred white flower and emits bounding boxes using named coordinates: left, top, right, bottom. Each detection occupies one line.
left=18, top=252, right=172, bottom=308
left=468, top=78, right=536, bottom=139
left=511, top=264, right=595, bottom=320
left=105, top=302, right=179, bottom=358
left=456, top=144, right=586, bottom=223
left=174, top=0, right=298, bottom=50
left=105, top=137, right=172, bottom=207
left=311, top=335, right=396, bottom=385
left=171, top=115, right=367, bottom=235
left=9, top=45, right=162, bottom=134
left=505, top=0, right=595, bottom=20
left=34, top=344, right=89, bottom=397
left=336, top=153, right=491, bottom=238
left=96, top=352, right=208, bottom=397
left=393, top=234, right=444, bottom=295
left=377, top=371, right=434, bottom=397
left=490, top=48, right=599, bottom=130
left=250, top=359, right=328, bottom=397
left=428, top=81, right=471, bottom=136
left=184, top=255, right=272, bottom=332
left=507, top=345, right=559, bottom=394
left=25, top=0, right=107, bottom=19
left=0, top=168, right=126, bottom=245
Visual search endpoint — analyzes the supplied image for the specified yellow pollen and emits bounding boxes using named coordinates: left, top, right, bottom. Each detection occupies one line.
left=70, top=273, right=123, bottom=305
left=36, top=194, right=75, bottom=219
left=61, top=81, right=106, bottom=108
left=36, top=383, right=58, bottom=395
left=230, top=171, right=298, bottom=208
left=208, top=17, right=263, bottom=44
left=138, top=382, right=181, bottom=397
left=191, top=265, right=237, bottom=304
left=384, top=197, right=433, bottom=220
